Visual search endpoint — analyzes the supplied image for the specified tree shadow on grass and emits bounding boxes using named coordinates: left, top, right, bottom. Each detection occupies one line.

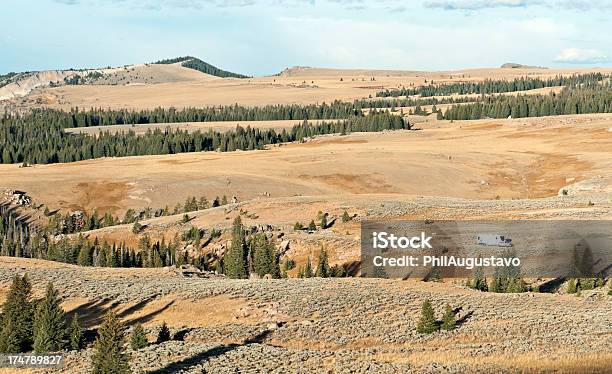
left=146, top=329, right=274, bottom=374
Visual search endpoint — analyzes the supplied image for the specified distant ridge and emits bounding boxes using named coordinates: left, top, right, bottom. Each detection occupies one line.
left=501, top=63, right=547, bottom=69
left=154, top=56, right=250, bottom=78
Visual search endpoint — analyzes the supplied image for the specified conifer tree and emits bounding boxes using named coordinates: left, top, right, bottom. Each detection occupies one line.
left=130, top=324, right=148, bottom=350
left=315, top=247, right=330, bottom=278
left=33, top=282, right=67, bottom=352
left=320, top=214, right=328, bottom=229
left=252, top=233, right=280, bottom=278
left=69, top=313, right=84, bottom=350
left=156, top=322, right=171, bottom=344
left=567, top=278, right=577, bottom=294
left=341, top=210, right=351, bottom=222
left=77, top=245, right=92, bottom=266
left=303, top=257, right=314, bottom=278
left=470, top=261, right=488, bottom=291
left=308, top=220, right=316, bottom=231
left=416, top=299, right=438, bottom=334
left=440, top=304, right=456, bottom=331
left=0, top=274, right=34, bottom=353
left=92, top=311, right=130, bottom=374
left=223, top=217, right=249, bottom=279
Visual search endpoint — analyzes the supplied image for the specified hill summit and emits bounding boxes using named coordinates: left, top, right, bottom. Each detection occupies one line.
left=154, top=56, right=250, bottom=78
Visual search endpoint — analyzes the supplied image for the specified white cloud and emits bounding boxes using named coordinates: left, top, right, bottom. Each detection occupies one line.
left=554, top=48, right=609, bottom=64
left=425, top=0, right=542, bottom=10
left=425, top=0, right=612, bottom=11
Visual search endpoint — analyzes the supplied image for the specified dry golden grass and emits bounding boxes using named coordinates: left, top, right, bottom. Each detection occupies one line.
left=1, top=114, right=610, bottom=217
left=375, top=351, right=612, bottom=374
left=21, top=65, right=612, bottom=110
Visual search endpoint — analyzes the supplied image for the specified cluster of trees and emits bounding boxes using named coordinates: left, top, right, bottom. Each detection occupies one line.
left=0, top=274, right=174, bottom=373
left=63, top=71, right=103, bottom=85
left=220, top=217, right=345, bottom=279
left=221, top=217, right=279, bottom=278
left=416, top=299, right=456, bottom=334
left=376, top=73, right=607, bottom=97
left=35, top=102, right=360, bottom=129
left=44, top=209, right=119, bottom=235
left=466, top=259, right=529, bottom=293
left=294, top=210, right=332, bottom=232
left=0, top=111, right=406, bottom=165
left=154, top=56, right=249, bottom=78
left=442, top=83, right=611, bottom=120
left=0, top=205, right=192, bottom=269
left=355, top=95, right=474, bottom=110
left=566, top=277, right=606, bottom=296
left=296, top=247, right=345, bottom=278
left=0, top=275, right=84, bottom=353
left=0, top=72, right=18, bottom=88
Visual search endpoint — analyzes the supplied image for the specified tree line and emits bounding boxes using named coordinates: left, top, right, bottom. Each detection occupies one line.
left=31, top=102, right=359, bottom=129
left=376, top=73, right=607, bottom=97
left=442, top=81, right=611, bottom=120
left=0, top=111, right=407, bottom=165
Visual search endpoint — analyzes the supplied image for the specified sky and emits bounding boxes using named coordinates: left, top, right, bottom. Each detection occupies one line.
left=1, top=0, right=611, bottom=76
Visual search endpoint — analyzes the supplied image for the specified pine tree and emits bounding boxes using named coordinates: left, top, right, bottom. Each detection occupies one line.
left=131, top=222, right=143, bottom=234
left=567, top=278, right=577, bottom=294
left=416, top=299, right=438, bottom=334
left=470, top=262, right=488, bottom=291
left=440, top=304, right=456, bottom=331
left=320, top=214, right=328, bottom=229
left=77, top=245, right=92, bottom=266
left=293, top=222, right=304, bottom=231
left=341, top=210, right=351, bottom=222
left=0, top=274, right=34, bottom=353
left=156, top=322, right=171, bottom=344
left=308, top=220, right=316, bottom=231
left=130, top=324, right=148, bottom=350
left=303, top=257, right=314, bottom=278
left=315, top=247, right=330, bottom=278
left=33, top=282, right=67, bottom=352
left=92, top=312, right=130, bottom=374
left=223, top=217, right=249, bottom=279
left=69, top=314, right=84, bottom=350
left=253, top=233, right=280, bottom=278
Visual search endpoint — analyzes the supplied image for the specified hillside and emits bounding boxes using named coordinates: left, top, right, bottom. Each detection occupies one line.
left=155, top=56, right=250, bottom=78
left=0, top=57, right=247, bottom=102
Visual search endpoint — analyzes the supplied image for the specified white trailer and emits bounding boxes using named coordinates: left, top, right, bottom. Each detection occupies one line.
left=475, top=233, right=513, bottom=247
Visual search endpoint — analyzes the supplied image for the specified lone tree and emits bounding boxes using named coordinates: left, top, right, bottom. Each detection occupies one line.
left=308, top=220, right=317, bottom=231
left=567, top=278, right=578, bottom=294
left=130, top=324, right=148, bottom=350
left=131, top=222, right=143, bottom=235
left=223, top=217, right=249, bottom=279
left=156, top=322, right=171, bottom=344
left=320, top=214, right=328, bottom=229
left=33, top=282, right=67, bottom=353
left=341, top=210, right=351, bottom=222
left=416, top=299, right=438, bottom=334
left=92, top=312, right=130, bottom=374
left=0, top=274, right=34, bottom=353
left=440, top=304, right=456, bottom=331
left=315, top=247, right=330, bottom=278
left=69, top=314, right=84, bottom=350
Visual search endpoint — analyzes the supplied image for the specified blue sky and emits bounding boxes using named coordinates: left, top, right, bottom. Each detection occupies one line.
left=1, top=0, right=611, bottom=76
